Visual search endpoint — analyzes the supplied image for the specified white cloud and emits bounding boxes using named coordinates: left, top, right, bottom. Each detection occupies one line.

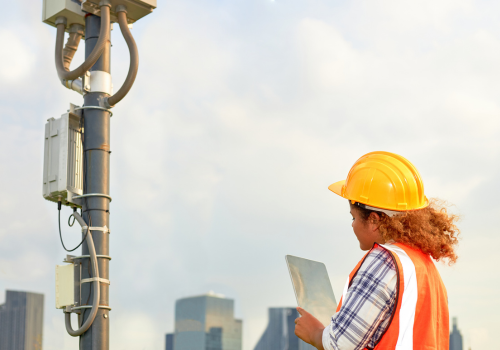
left=1, top=0, right=500, bottom=349
left=0, top=29, right=36, bottom=82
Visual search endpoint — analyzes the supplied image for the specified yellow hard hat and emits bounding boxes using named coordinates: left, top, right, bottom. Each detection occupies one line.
left=329, top=151, right=429, bottom=212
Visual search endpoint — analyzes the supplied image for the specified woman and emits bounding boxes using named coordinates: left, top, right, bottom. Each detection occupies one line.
left=294, top=151, right=459, bottom=350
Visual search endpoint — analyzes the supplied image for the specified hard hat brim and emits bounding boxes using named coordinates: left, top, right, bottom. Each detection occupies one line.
left=328, top=180, right=345, bottom=197
left=328, top=179, right=430, bottom=211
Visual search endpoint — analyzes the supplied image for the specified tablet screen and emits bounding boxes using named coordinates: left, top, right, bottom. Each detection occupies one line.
left=285, top=255, right=337, bottom=327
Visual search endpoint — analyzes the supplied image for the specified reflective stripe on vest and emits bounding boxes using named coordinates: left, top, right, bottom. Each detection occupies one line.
left=335, top=242, right=449, bottom=350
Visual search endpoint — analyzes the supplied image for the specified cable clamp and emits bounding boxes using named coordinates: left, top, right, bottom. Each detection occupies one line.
left=71, top=305, right=111, bottom=311
left=72, top=254, right=112, bottom=260
left=74, top=106, right=113, bottom=117
left=73, top=193, right=112, bottom=201
left=81, top=277, right=110, bottom=285
left=99, top=0, right=112, bottom=7
left=115, top=4, right=127, bottom=13
left=65, top=305, right=112, bottom=313
left=81, top=225, right=110, bottom=233
left=81, top=70, right=113, bottom=95
left=55, top=16, right=67, bottom=26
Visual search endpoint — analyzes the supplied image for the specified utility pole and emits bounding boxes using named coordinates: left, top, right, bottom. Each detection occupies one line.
left=80, top=14, right=111, bottom=348
left=41, top=1, right=156, bottom=349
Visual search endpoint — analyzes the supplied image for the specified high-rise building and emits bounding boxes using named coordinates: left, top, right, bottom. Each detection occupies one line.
left=0, top=290, right=44, bottom=350
left=166, top=333, right=174, bottom=350
left=253, top=308, right=315, bottom=350
left=170, top=292, right=242, bottom=350
left=450, top=317, right=463, bottom=350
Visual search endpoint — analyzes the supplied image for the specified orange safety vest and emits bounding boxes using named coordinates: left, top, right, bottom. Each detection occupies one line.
left=335, top=242, right=449, bottom=350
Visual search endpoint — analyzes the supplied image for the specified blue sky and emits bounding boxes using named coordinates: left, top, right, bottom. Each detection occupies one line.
left=1, top=0, right=499, bottom=348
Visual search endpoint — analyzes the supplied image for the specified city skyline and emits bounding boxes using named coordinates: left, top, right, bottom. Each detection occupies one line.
left=0, top=287, right=471, bottom=350
left=0, top=290, right=44, bottom=350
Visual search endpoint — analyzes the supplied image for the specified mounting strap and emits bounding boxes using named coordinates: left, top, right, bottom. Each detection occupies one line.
left=81, top=277, right=110, bottom=285
left=72, top=255, right=112, bottom=260
left=71, top=305, right=112, bottom=311
left=74, top=105, right=113, bottom=117
left=81, top=225, right=110, bottom=233
left=73, top=193, right=112, bottom=202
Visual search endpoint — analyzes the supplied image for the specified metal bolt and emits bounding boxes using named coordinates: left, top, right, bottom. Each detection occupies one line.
left=103, top=314, right=108, bottom=319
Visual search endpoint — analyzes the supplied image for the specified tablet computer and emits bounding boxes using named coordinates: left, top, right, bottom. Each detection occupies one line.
left=285, top=255, right=337, bottom=326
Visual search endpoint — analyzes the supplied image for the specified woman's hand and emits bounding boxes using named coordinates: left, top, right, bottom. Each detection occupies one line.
left=294, top=307, right=325, bottom=350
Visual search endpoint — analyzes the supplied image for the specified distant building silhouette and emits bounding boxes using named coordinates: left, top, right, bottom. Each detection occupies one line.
left=0, top=290, right=44, bottom=350
left=253, top=308, right=315, bottom=350
left=449, top=317, right=463, bottom=350
left=168, top=292, right=242, bottom=350
left=166, top=333, right=174, bottom=350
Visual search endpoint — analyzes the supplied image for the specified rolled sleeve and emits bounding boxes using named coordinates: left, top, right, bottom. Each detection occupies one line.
left=323, top=247, right=397, bottom=350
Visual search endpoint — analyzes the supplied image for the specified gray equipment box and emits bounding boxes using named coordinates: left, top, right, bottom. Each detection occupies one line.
left=42, top=0, right=157, bottom=29
left=42, top=0, right=86, bottom=28
left=43, top=106, right=83, bottom=207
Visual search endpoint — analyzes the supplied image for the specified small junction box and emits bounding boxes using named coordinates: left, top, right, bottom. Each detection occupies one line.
left=55, top=263, right=75, bottom=309
left=42, top=0, right=86, bottom=28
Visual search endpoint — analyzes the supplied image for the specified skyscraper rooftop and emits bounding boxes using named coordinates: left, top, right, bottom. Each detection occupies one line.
left=167, top=292, right=242, bottom=350
left=450, top=317, right=463, bottom=350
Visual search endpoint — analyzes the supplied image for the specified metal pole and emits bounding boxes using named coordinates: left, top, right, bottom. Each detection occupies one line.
left=81, top=13, right=111, bottom=350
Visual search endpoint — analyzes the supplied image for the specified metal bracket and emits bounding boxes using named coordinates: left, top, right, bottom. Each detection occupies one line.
left=81, top=277, right=110, bottom=285
left=74, top=106, right=113, bottom=117
left=65, top=305, right=112, bottom=313
left=68, top=103, right=82, bottom=116
left=82, top=71, right=91, bottom=93
left=64, top=255, right=76, bottom=263
left=72, top=255, right=112, bottom=260
left=81, top=71, right=113, bottom=95
left=72, top=305, right=112, bottom=311
left=73, top=193, right=112, bottom=202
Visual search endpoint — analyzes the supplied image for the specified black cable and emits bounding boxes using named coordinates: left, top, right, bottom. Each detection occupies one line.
left=58, top=202, right=88, bottom=252
left=68, top=207, right=78, bottom=227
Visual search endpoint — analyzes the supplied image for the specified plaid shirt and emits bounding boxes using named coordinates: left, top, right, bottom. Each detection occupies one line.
left=322, top=246, right=397, bottom=350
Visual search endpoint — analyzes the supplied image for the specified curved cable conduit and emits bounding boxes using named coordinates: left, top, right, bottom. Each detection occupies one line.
left=54, top=4, right=139, bottom=106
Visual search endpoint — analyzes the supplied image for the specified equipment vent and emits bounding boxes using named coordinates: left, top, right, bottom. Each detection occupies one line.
left=67, top=117, right=83, bottom=193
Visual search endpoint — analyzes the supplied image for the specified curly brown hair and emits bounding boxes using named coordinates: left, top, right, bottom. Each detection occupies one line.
left=351, top=199, right=460, bottom=264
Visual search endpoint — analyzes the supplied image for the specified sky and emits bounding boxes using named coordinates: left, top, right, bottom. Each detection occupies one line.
left=0, top=0, right=499, bottom=349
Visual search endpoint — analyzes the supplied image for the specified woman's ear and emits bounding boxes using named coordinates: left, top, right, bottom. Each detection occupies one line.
left=369, top=212, right=381, bottom=229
